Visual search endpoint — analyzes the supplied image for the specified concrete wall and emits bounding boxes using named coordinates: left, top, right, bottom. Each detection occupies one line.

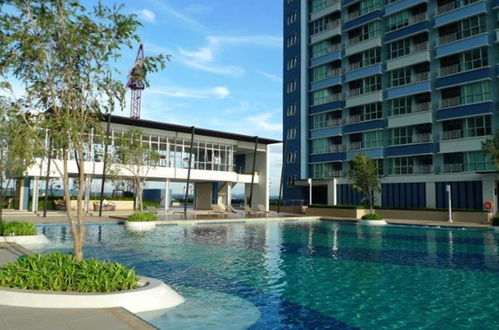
left=244, top=146, right=270, bottom=211
left=195, top=183, right=212, bottom=210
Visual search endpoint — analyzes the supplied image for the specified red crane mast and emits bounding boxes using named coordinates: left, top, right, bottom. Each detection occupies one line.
left=126, top=44, right=145, bottom=119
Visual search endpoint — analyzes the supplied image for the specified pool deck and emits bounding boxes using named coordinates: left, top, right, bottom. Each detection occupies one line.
left=0, top=242, right=156, bottom=330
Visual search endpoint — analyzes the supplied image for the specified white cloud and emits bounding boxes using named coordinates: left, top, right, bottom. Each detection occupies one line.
left=257, top=71, right=282, bottom=83
left=178, top=47, right=213, bottom=62
left=207, top=35, right=282, bottom=48
left=149, top=0, right=206, bottom=31
left=149, top=86, right=230, bottom=99
left=138, top=9, right=156, bottom=23
left=245, top=112, right=282, bottom=132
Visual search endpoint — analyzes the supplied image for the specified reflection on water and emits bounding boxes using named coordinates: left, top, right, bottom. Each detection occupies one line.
left=35, top=221, right=499, bottom=329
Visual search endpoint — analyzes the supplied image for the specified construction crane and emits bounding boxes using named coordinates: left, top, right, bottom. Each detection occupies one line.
left=126, top=44, right=145, bottom=119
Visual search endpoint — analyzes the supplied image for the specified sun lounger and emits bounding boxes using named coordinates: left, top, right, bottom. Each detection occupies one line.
left=226, top=205, right=244, bottom=214
left=244, top=206, right=265, bottom=215
left=209, top=204, right=229, bottom=216
left=257, top=204, right=274, bottom=214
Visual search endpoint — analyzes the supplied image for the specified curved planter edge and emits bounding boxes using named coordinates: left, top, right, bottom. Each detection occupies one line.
left=125, top=221, right=157, bottom=231
left=0, top=234, right=50, bottom=245
left=358, top=219, right=388, bottom=226
left=0, top=276, right=184, bottom=313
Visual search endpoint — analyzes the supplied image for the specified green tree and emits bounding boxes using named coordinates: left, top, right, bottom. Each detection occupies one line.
left=0, top=0, right=166, bottom=261
left=110, top=128, right=160, bottom=212
left=482, top=131, right=499, bottom=169
left=0, top=96, right=42, bottom=221
left=348, top=153, right=380, bottom=214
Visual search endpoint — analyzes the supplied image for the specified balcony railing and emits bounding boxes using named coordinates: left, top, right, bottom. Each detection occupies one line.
left=413, top=71, right=430, bottom=82
left=413, top=41, right=428, bottom=52
left=314, top=93, right=342, bottom=105
left=414, top=102, right=431, bottom=112
left=349, top=87, right=362, bottom=96
left=311, top=0, right=340, bottom=13
left=443, top=163, right=463, bottom=173
left=440, top=64, right=460, bottom=76
left=439, top=32, right=458, bottom=45
left=441, top=96, right=461, bottom=108
left=348, top=11, right=361, bottom=20
left=414, top=164, right=433, bottom=174
left=312, top=20, right=341, bottom=37
left=326, top=118, right=342, bottom=127
left=413, top=133, right=432, bottom=143
left=442, top=129, right=463, bottom=140
left=348, top=114, right=362, bottom=123
left=437, top=2, right=456, bottom=14
left=348, top=62, right=362, bottom=71
left=328, top=43, right=342, bottom=52
left=349, top=141, right=363, bottom=150
left=328, top=144, right=343, bottom=152
left=411, top=12, right=427, bottom=24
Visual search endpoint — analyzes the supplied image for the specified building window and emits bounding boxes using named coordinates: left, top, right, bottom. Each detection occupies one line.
left=463, top=48, right=488, bottom=71
left=388, top=38, right=410, bottom=59
left=391, top=96, right=412, bottom=116
left=287, top=152, right=297, bottom=164
left=311, top=15, right=338, bottom=36
left=287, top=128, right=297, bottom=140
left=387, top=10, right=410, bottom=31
left=286, top=80, right=297, bottom=94
left=286, top=57, right=297, bottom=71
left=393, top=157, right=413, bottom=175
left=286, top=176, right=296, bottom=187
left=363, top=103, right=382, bottom=121
left=360, top=0, right=381, bottom=15
left=287, top=12, right=297, bottom=25
left=392, top=126, right=412, bottom=145
left=390, top=67, right=411, bottom=87
left=461, top=80, right=490, bottom=104
left=364, top=75, right=381, bottom=93
left=362, top=130, right=383, bottom=148
left=466, top=115, right=491, bottom=137
left=286, top=103, right=297, bottom=116
left=287, top=35, right=297, bottom=48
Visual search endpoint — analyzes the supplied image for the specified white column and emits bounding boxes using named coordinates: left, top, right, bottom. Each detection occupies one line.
left=327, top=178, right=337, bottom=206
left=164, top=179, right=170, bottom=212
left=425, top=182, right=436, bottom=208
left=31, top=176, right=39, bottom=213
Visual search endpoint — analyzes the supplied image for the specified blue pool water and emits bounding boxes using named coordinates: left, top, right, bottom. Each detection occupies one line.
left=35, top=220, right=499, bottom=329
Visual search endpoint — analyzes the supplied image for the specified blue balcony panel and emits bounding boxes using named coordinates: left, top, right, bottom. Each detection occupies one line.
left=310, top=51, right=342, bottom=68
left=385, top=0, right=426, bottom=15
left=435, top=67, right=491, bottom=89
left=310, top=126, right=343, bottom=139
left=436, top=34, right=488, bottom=58
left=344, top=64, right=383, bottom=83
left=346, top=147, right=383, bottom=161
left=309, top=100, right=345, bottom=115
left=434, top=2, right=487, bottom=28
left=344, top=10, right=382, bottom=31
left=310, top=152, right=345, bottom=163
left=385, top=143, right=434, bottom=157
left=436, top=102, right=493, bottom=121
left=386, top=81, right=431, bottom=100
left=344, top=0, right=361, bottom=7
left=384, top=21, right=430, bottom=43
left=343, top=119, right=384, bottom=134
left=311, top=76, right=342, bottom=91
left=495, top=0, right=499, bottom=8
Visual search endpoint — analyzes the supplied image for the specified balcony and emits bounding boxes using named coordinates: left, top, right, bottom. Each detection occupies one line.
left=348, top=114, right=362, bottom=124
left=348, top=141, right=363, bottom=150
left=328, top=144, right=343, bottom=152
left=311, top=20, right=341, bottom=44
left=440, top=134, right=490, bottom=153
left=443, top=163, right=463, bottom=172
left=386, top=42, right=430, bottom=71
left=441, top=129, right=462, bottom=140
left=435, top=1, right=487, bottom=28
left=345, top=34, right=382, bottom=56
left=310, top=0, right=341, bottom=22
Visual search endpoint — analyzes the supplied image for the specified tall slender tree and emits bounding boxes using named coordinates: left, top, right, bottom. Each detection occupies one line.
left=482, top=131, right=499, bottom=170
left=0, top=0, right=166, bottom=261
left=348, top=153, right=380, bottom=214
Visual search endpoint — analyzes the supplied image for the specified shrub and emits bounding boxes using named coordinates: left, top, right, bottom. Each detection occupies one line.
left=0, top=252, right=140, bottom=293
left=491, top=215, right=499, bottom=226
left=127, top=212, right=158, bottom=222
left=143, top=200, right=161, bottom=208
left=361, top=213, right=383, bottom=220
left=0, top=222, right=36, bottom=236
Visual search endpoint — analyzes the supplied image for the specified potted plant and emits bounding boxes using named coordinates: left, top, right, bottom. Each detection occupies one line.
left=125, top=212, right=159, bottom=231
left=359, top=213, right=387, bottom=226
left=491, top=214, right=499, bottom=232
left=0, top=221, right=49, bottom=245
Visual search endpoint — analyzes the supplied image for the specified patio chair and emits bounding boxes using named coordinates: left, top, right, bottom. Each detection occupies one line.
left=244, top=205, right=264, bottom=215
left=257, top=204, right=274, bottom=215
left=210, top=204, right=229, bottom=216
left=226, top=205, right=244, bottom=214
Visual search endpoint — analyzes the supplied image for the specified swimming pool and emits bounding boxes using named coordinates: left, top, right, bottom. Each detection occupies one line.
left=35, top=220, right=499, bottom=329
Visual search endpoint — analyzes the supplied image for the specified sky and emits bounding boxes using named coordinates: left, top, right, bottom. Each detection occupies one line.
left=105, top=0, right=284, bottom=196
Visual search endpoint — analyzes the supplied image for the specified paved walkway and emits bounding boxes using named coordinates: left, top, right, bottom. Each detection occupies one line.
left=0, top=243, right=156, bottom=330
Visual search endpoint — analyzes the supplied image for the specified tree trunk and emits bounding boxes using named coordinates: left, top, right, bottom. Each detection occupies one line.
left=74, top=147, right=86, bottom=262
left=62, top=148, right=81, bottom=261
left=369, top=188, right=374, bottom=215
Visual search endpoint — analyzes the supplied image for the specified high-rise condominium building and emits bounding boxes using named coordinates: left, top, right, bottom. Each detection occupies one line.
left=282, top=0, right=499, bottom=212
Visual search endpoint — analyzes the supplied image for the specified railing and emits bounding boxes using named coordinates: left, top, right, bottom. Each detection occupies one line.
left=442, top=129, right=463, bottom=140
left=314, top=93, right=343, bottom=105
left=311, top=0, right=340, bottom=13
left=443, top=163, right=463, bottom=173
left=326, top=118, right=342, bottom=126
left=411, top=12, right=427, bottom=24
left=413, top=71, right=429, bottom=82
left=349, top=141, right=362, bottom=150
left=414, top=102, right=431, bottom=112
left=413, top=133, right=432, bottom=143
left=328, top=144, right=343, bottom=152
left=348, top=62, right=362, bottom=71
left=413, top=41, right=428, bottom=52
left=349, top=87, right=362, bottom=96
left=441, top=96, right=461, bottom=108
left=440, top=64, right=460, bottom=76
left=439, top=32, right=458, bottom=45
left=328, top=43, right=341, bottom=52
left=437, top=2, right=456, bottom=14
left=312, top=20, right=341, bottom=36
left=348, top=11, right=360, bottom=20
left=348, top=114, right=362, bottom=123
left=414, top=164, right=433, bottom=174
